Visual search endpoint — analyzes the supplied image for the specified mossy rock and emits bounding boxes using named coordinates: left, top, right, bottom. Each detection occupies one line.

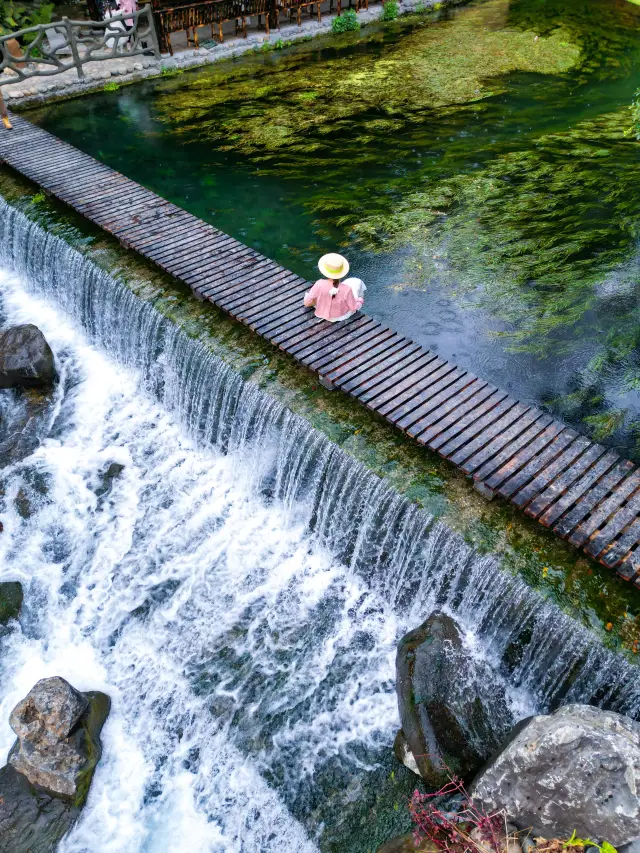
left=0, top=582, right=23, bottom=625
left=73, top=690, right=111, bottom=809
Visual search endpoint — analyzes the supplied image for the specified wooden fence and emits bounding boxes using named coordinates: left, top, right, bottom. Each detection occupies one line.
left=152, top=0, right=358, bottom=54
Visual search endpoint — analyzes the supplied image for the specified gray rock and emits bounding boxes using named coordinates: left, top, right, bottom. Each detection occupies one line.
left=0, top=325, right=56, bottom=390
left=8, top=678, right=109, bottom=803
left=395, top=612, right=513, bottom=785
left=0, top=582, right=23, bottom=626
left=0, top=764, right=81, bottom=853
left=0, top=689, right=110, bottom=852
left=471, top=704, right=640, bottom=847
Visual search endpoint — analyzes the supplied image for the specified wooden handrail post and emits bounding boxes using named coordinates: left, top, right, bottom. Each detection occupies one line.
left=64, top=16, right=85, bottom=79
left=267, top=0, right=277, bottom=31
left=0, top=89, right=12, bottom=129
left=144, top=5, right=162, bottom=59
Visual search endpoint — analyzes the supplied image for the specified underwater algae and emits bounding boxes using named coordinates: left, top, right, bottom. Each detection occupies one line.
left=153, top=0, right=580, bottom=153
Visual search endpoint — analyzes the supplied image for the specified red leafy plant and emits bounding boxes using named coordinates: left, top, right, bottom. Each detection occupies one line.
left=409, top=773, right=511, bottom=853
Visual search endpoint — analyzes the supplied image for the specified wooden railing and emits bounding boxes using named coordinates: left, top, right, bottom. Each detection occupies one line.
left=0, top=5, right=160, bottom=83
left=152, top=0, right=352, bottom=55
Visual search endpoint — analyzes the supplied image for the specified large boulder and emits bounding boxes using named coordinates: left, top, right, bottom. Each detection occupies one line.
left=0, top=765, right=82, bottom=853
left=7, top=677, right=110, bottom=804
left=0, top=325, right=56, bottom=390
left=0, top=677, right=110, bottom=853
left=395, top=612, right=513, bottom=785
left=0, top=582, right=23, bottom=626
left=470, top=704, right=640, bottom=847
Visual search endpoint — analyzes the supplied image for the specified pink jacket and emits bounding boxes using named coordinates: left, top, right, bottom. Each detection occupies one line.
left=304, top=279, right=364, bottom=322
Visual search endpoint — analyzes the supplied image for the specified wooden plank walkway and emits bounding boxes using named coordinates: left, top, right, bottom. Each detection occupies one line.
left=3, top=111, right=640, bottom=583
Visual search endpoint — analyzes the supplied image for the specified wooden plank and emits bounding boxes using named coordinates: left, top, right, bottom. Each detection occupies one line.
left=312, top=326, right=397, bottom=375
left=95, top=204, right=175, bottom=235
left=229, top=277, right=306, bottom=318
left=407, top=378, right=489, bottom=440
left=110, top=206, right=187, bottom=234
left=214, top=264, right=292, bottom=308
left=511, top=435, right=594, bottom=512
left=274, top=313, right=365, bottom=353
left=552, top=457, right=633, bottom=538
left=147, top=228, right=226, bottom=261
left=208, top=260, right=280, bottom=298
left=250, top=301, right=311, bottom=333
left=394, top=370, right=475, bottom=431
left=447, top=403, right=533, bottom=467
left=525, top=443, right=608, bottom=521
left=601, top=524, right=640, bottom=570
left=374, top=361, right=454, bottom=416
left=303, top=323, right=386, bottom=371
left=465, top=411, right=552, bottom=478
left=478, top=417, right=560, bottom=485
left=134, top=222, right=214, bottom=257
left=211, top=265, right=302, bottom=298
left=437, top=397, right=520, bottom=460
left=66, top=182, right=146, bottom=213
left=259, top=312, right=317, bottom=342
left=247, top=299, right=309, bottom=333
left=330, top=340, right=419, bottom=387
left=190, top=247, right=268, bottom=287
left=416, top=384, right=500, bottom=446
left=584, top=487, right=640, bottom=559
left=338, top=343, right=425, bottom=393
left=569, top=465, right=640, bottom=546
left=315, top=329, right=401, bottom=376
left=539, top=450, right=620, bottom=529
left=290, top=317, right=375, bottom=361
left=497, top=428, right=577, bottom=503
left=108, top=207, right=183, bottom=240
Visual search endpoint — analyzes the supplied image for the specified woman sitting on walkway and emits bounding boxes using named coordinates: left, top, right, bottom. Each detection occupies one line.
left=304, top=253, right=365, bottom=322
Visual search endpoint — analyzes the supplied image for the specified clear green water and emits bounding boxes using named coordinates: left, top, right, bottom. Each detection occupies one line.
left=30, top=0, right=640, bottom=456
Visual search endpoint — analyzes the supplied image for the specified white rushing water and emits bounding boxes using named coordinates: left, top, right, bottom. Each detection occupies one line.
left=1, top=200, right=640, bottom=852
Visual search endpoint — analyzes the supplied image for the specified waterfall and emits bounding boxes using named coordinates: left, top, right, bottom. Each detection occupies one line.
left=0, top=198, right=639, bottom=852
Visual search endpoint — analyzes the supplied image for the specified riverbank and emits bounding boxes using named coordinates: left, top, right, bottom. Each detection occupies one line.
left=1, top=167, right=639, bottom=658
left=0, top=0, right=441, bottom=109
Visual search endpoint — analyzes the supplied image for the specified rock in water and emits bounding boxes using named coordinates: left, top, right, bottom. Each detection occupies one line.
left=8, top=677, right=110, bottom=803
left=0, top=679, right=110, bottom=853
left=0, top=325, right=56, bottom=390
left=0, top=582, right=23, bottom=625
left=395, top=612, right=512, bottom=785
left=0, top=765, right=82, bottom=853
left=471, top=704, right=640, bottom=846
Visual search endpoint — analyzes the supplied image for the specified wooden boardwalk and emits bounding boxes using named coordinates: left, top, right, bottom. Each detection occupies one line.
left=3, top=112, right=640, bottom=583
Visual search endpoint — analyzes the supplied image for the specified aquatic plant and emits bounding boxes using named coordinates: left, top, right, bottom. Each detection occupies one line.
left=381, top=1, right=399, bottom=20
left=103, top=81, right=120, bottom=91
left=332, top=8, right=360, bottom=32
left=631, top=90, right=640, bottom=139
left=160, top=65, right=184, bottom=76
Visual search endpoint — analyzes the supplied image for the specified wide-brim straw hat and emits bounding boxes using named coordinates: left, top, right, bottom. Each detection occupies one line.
left=318, top=253, right=350, bottom=280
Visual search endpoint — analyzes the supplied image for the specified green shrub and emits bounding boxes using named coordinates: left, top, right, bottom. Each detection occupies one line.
left=432, top=1, right=443, bottom=9
left=104, top=81, right=120, bottom=91
left=332, top=9, right=360, bottom=32
left=381, top=1, right=399, bottom=19
left=0, top=0, right=54, bottom=41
